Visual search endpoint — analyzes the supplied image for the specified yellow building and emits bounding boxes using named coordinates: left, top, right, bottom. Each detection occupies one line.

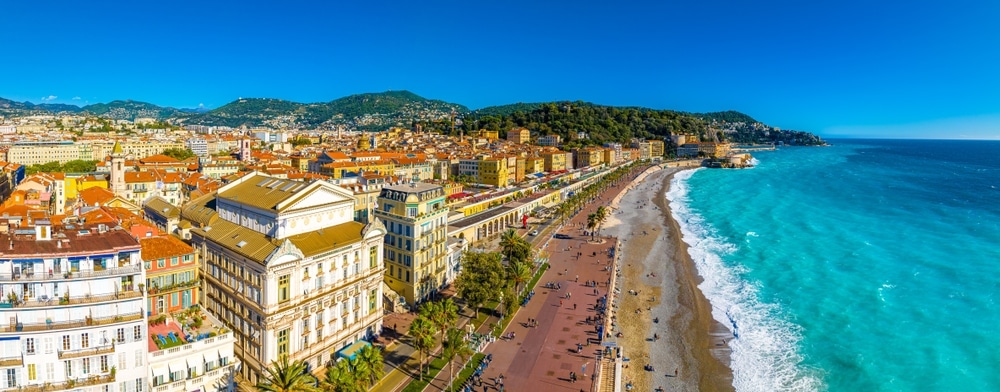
left=375, top=183, right=449, bottom=305
left=540, top=151, right=567, bottom=172
left=572, top=148, right=604, bottom=169
left=649, top=140, right=665, bottom=158
left=525, top=157, right=544, bottom=174
left=506, top=127, right=530, bottom=143
left=478, top=157, right=509, bottom=187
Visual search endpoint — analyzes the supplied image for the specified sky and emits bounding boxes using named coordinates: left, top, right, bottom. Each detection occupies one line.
left=2, top=0, right=999, bottom=139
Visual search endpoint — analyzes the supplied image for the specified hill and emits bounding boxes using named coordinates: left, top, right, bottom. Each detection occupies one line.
left=180, top=90, right=469, bottom=129
left=81, top=100, right=185, bottom=121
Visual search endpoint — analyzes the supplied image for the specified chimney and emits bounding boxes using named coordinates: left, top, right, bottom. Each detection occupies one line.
left=35, top=219, right=52, bottom=241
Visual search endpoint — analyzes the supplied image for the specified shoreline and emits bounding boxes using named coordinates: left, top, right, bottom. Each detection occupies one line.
left=603, top=165, right=733, bottom=392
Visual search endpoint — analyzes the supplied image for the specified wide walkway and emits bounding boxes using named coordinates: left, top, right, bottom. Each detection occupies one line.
left=470, top=166, right=645, bottom=392
left=377, top=164, right=647, bottom=392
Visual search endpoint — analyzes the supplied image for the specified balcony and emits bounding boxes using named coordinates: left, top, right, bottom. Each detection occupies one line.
left=19, top=374, right=114, bottom=392
left=58, top=343, right=115, bottom=359
left=10, top=290, right=143, bottom=309
left=2, top=311, right=143, bottom=334
left=0, top=355, right=22, bottom=367
left=0, top=264, right=141, bottom=282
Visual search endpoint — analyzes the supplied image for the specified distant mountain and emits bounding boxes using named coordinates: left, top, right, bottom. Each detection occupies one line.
left=81, top=100, right=184, bottom=121
left=180, top=90, right=469, bottom=129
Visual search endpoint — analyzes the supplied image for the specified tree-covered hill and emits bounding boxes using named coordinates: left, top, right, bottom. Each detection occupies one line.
left=179, top=90, right=468, bottom=129
left=81, top=100, right=185, bottom=121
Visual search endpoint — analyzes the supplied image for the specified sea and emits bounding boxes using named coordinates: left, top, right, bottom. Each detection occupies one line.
left=665, top=139, right=1000, bottom=392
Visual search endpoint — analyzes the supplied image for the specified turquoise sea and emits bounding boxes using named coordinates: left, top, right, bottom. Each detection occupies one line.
left=666, top=139, right=1000, bottom=391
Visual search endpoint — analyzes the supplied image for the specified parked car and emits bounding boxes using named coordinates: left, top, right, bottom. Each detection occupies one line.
left=529, top=230, right=539, bottom=236
left=554, top=234, right=571, bottom=239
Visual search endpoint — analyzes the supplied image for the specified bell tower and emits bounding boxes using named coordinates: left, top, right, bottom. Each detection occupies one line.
left=110, top=140, right=126, bottom=196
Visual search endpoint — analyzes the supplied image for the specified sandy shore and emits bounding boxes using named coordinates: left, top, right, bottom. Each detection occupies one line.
left=602, top=166, right=734, bottom=392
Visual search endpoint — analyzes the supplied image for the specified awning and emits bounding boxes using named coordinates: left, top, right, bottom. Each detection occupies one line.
left=150, top=364, right=168, bottom=380
left=168, top=361, right=187, bottom=376
left=336, top=340, right=370, bottom=361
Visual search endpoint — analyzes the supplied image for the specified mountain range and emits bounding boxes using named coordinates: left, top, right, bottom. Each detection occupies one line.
left=0, top=90, right=823, bottom=145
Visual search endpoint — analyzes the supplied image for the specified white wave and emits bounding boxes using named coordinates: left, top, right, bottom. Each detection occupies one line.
left=666, top=169, right=825, bottom=392
left=749, top=157, right=761, bottom=166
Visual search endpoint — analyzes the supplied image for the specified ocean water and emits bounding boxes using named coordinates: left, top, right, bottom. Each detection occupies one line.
left=666, top=139, right=1000, bottom=391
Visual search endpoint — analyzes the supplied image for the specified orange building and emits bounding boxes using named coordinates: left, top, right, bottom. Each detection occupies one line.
left=141, top=235, right=199, bottom=317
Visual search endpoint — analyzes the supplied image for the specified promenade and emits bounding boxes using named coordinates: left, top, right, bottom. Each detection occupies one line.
left=376, top=164, right=647, bottom=392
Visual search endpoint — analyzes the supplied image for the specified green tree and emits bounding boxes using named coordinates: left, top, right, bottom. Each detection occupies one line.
left=454, top=252, right=505, bottom=318
left=442, top=327, right=474, bottom=392
left=506, top=261, right=532, bottom=296
left=499, top=229, right=531, bottom=263
left=420, top=298, right=459, bottom=350
left=408, top=315, right=436, bottom=380
left=322, top=358, right=361, bottom=392
left=161, top=148, right=195, bottom=160
left=594, top=206, right=609, bottom=238
left=357, top=345, right=385, bottom=387
left=255, top=356, right=319, bottom=392
left=587, top=213, right=600, bottom=242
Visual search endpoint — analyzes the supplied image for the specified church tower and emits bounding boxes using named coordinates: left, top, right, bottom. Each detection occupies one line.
left=110, top=140, right=126, bottom=196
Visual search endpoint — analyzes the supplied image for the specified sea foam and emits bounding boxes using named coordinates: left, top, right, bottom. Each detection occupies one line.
left=667, top=169, right=824, bottom=392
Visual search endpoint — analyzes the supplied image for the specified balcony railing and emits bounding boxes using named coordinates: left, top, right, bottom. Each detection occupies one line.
left=0, top=264, right=141, bottom=282
left=19, top=374, right=114, bottom=392
left=2, top=311, right=143, bottom=334
left=58, top=343, right=115, bottom=359
left=10, top=290, right=142, bottom=309
left=0, top=355, right=22, bottom=367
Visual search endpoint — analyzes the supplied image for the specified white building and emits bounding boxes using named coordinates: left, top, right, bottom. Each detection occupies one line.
left=0, top=221, right=148, bottom=391
left=185, top=138, right=208, bottom=158
left=182, top=173, right=386, bottom=384
left=147, top=310, right=237, bottom=392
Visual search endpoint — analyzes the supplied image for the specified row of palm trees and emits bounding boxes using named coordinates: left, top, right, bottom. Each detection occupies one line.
left=408, top=298, right=476, bottom=391
left=254, top=343, right=384, bottom=392
left=554, top=162, right=643, bottom=226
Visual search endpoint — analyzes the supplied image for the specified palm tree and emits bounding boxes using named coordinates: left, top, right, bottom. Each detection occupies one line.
left=408, top=315, right=436, bottom=380
left=499, top=229, right=520, bottom=260
left=594, top=206, right=609, bottom=238
left=421, top=298, right=459, bottom=346
left=322, top=358, right=362, bottom=392
left=357, top=345, right=385, bottom=388
left=586, top=213, right=599, bottom=241
left=256, top=356, right=319, bottom=392
left=442, top=327, right=475, bottom=392
left=506, top=261, right=532, bottom=296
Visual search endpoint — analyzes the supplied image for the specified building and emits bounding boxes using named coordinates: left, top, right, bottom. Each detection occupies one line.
left=572, top=148, right=604, bottom=169
left=146, top=309, right=237, bottom=392
left=6, top=141, right=80, bottom=166
left=537, top=134, right=561, bottom=147
left=374, top=183, right=449, bottom=306
left=676, top=142, right=730, bottom=158
left=649, top=140, right=665, bottom=158
left=141, top=235, right=198, bottom=317
left=185, top=138, right=208, bottom=158
left=183, top=173, right=386, bottom=383
left=143, top=235, right=238, bottom=392
left=540, top=150, right=567, bottom=172
left=478, top=157, right=509, bottom=188
left=0, top=220, right=148, bottom=391
left=506, top=128, right=530, bottom=144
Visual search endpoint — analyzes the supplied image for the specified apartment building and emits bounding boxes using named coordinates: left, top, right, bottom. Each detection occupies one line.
left=374, top=183, right=449, bottom=305
left=506, top=128, right=530, bottom=144
left=0, top=221, right=148, bottom=391
left=183, top=173, right=386, bottom=384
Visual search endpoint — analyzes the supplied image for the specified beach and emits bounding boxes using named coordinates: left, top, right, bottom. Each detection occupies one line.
left=603, top=166, right=734, bottom=392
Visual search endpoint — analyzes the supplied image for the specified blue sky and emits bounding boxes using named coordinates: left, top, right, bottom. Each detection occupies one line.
left=2, top=0, right=999, bottom=139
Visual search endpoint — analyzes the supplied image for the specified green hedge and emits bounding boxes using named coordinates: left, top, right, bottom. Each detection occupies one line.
left=448, top=353, right=486, bottom=392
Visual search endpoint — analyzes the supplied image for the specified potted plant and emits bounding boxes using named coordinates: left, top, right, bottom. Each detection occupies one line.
left=109, top=366, right=116, bottom=379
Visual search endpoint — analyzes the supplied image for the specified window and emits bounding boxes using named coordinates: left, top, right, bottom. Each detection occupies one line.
left=134, top=326, right=142, bottom=341
left=62, top=335, right=70, bottom=350
left=5, top=369, right=15, bottom=388
left=369, top=289, right=377, bottom=311
left=369, top=246, right=378, bottom=268
left=303, top=267, right=309, bottom=279
left=171, top=257, right=179, bottom=266
left=277, top=329, right=288, bottom=355
left=157, top=259, right=165, bottom=268
left=81, top=333, right=89, bottom=348
left=278, top=275, right=290, bottom=303
left=117, top=328, right=126, bottom=343
left=136, top=378, right=144, bottom=392
left=64, top=361, right=72, bottom=378
left=101, top=355, right=109, bottom=373
left=119, top=352, right=127, bottom=371
left=135, top=350, right=143, bottom=367
left=45, top=363, right=54, bottom=381
left=82, top=358, right=90, bottom=374
left=406, top=270, right=410, bottom=282
left=44, top=337, right=53, bottom=354
left=27, top=364, right=35, bottom=381
left=407, top=207, right=417, bottom=217
left=25, top=338, right=35, bottom=355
